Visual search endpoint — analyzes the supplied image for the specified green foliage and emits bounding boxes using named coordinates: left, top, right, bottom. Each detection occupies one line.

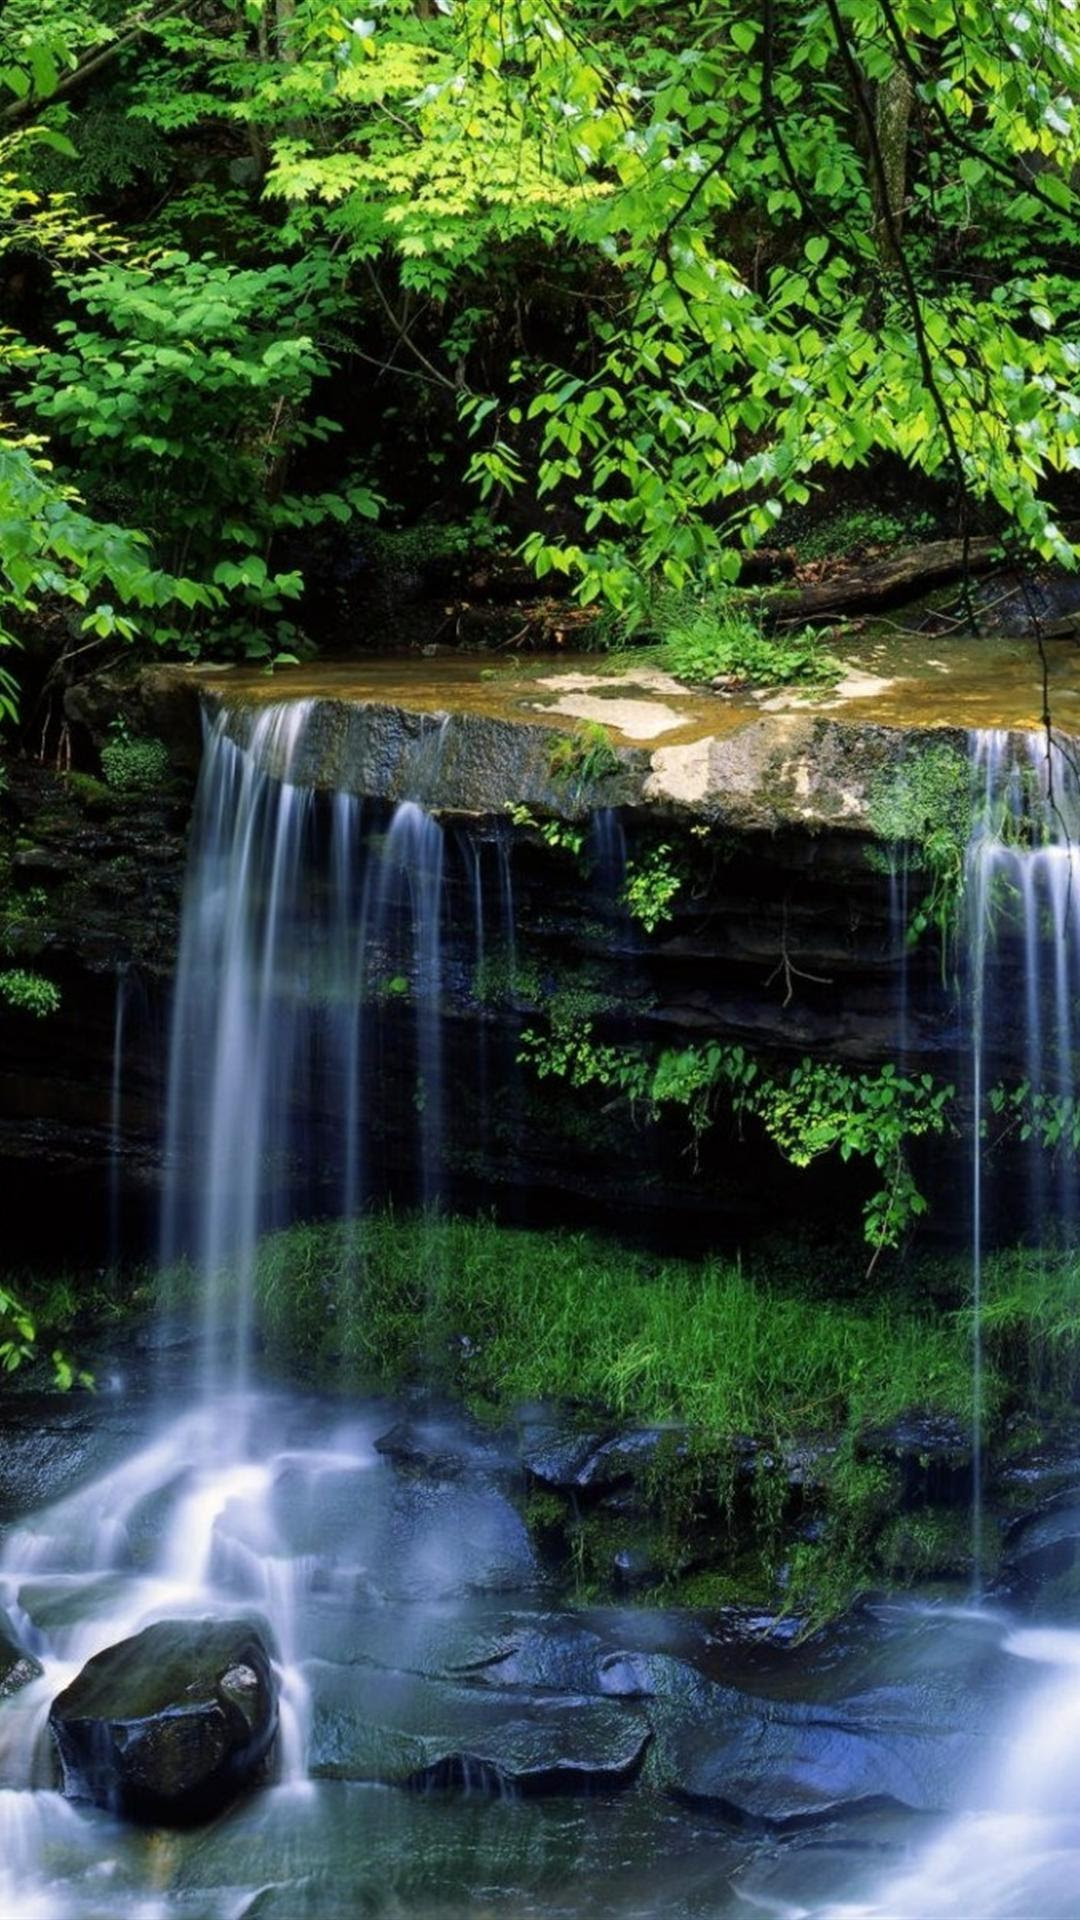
left=0, top=1283, right=38, bottom=1374
left=987, top=1082, right=1080, bottom=1159
left=877, top=1507, right=985, bottom=1583
left=547, top=721, right=619, bottom=785
left=364, top=515, right=505, bottom=580
left=793, top=507, right=937, bottom=563
left=620, top=843, right=682, bottom=933
left=977, top=1246, right=1080, bottom=1404
left=868, top=743, right=972, bottom=850
left=648, top=590, right=842, bottom=690
left=0, top=967, right=60, bottom=1016
left=0, top=117, right=224, bottom=715
left=99, top=722, right=170, bottom=792
left=868, top=745, right=973, bottom=958
left=15, top=248, right=381, bottom=662
left=506, top=802, right=584, bottom=859
left=472, top=948, right=543, bottom=1008
left=6, top=0, right=1080, bottom=690
left=0, top=1279, right=87, bottom=1388
left=517, top=1028, right=955, bottom=1256
left=730, top=1053, right=954, bottom=1255
left=237, top=1212, right=974, bottom=1440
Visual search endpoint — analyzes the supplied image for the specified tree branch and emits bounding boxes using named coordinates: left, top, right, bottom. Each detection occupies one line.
left=1, top=0, right=193, bottom=127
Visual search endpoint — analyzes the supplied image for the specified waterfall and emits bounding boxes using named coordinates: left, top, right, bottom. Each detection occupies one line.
left=588, top=806, right=628, bottom=902
left=160, top=702, right=318, bottom=1394
left=159, top=703, right=449, bottom=1392
left=964, top=729, right=1080, bottom=1585
left=107, top=965, right=127, bottom=1273
left=810, top=731, right=1080, bottom=1919
left=0, top=697, right=460, bottom=1857
left=371, top=801, right=445, bottom=1213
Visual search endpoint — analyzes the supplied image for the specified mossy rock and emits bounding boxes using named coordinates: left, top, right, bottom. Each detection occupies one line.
left=49, top=1616, right=278, bottom=1824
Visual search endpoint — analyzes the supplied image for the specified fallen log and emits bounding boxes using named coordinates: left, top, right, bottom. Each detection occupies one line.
left=764, top=534, right=1004, bottom=623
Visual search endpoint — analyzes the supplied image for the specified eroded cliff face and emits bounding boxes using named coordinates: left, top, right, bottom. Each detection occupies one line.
left=0, top=645, right=1062, bottom=1255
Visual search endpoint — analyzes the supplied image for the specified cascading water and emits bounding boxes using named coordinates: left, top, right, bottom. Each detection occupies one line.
left=964, top=730, right=1080, bottom=1586
left=0, top=700, right=472, bottom=1914
left=15, top=692, right=1080, bottom=1919
left=107, top=966, right=127, bottom=1274
left=159, top=703, right=451, bottom=1384
left=789, top=728, right=1080, bottom=1920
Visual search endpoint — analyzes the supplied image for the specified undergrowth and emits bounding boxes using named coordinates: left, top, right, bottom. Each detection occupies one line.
left=240, top=1211, right=976, bottom=1433
left=17, top=1219, right=1080, bottom=1622
left=647, top=589, right=842, bottom=690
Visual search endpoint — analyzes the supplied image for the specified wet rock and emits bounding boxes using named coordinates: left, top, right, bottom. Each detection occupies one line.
left=614, top=1650, right=1002, bottom=1827
left=578, top=1429, right=689, bottom=1492
left=519, top=1421, right=689, bottom=1498
left=171, top=1769, right=741, bottom=1920
left=521, top=1418, right=832, bottom=1517
left=857, top=1413, right=973, bottom=1506
left=998, top=1500, right=1080, bottom=1607
left=306, top=1663, right=650, bottom=1794
left=226, top=1455, right=543, bottom=1605
left=374, top=1413, right=514, bottom=1478
left=518, top=1421, right=611, bottom=1490
left=728, top=1806, right=941, bottom=1913
left=462, top=1617, right=608, bottom=1694
left=0, top=1619, right=42, bottom=1698
left=0, top=1396, right=149, bottom=1521
left=49, top=1617, right=278, bottom=1822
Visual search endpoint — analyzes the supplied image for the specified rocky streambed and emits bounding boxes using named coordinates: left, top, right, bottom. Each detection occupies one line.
left=1, top=1360, right=1079, bottom=1918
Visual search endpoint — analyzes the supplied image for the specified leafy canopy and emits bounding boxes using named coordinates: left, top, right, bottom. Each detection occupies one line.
left=4, top=0, right=1080, bottom=699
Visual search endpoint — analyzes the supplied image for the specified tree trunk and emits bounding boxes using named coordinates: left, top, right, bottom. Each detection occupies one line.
left=872, top=63, right=914, bottom=264
left=275, top=0, right=296, bottom=61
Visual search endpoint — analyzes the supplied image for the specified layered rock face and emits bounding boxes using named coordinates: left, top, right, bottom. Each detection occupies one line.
left=0, top=653, right=1051, bottom=1248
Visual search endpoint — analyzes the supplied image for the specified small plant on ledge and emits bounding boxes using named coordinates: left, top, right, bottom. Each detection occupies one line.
left=548, top=721, right=620, bottom=786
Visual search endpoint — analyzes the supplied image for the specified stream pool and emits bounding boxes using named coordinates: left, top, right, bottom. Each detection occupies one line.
left=1, top=1371, right=1078, bottom=1920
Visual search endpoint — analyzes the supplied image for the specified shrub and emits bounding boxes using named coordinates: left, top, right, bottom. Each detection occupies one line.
left=0, top=969, right=60, bottom=1017
left=99, top=727, right=171, bottom=793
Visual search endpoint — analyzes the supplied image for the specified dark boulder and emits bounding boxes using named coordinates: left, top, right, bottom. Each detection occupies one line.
left=518, top=1421, right=611, bottom=1491
left=49, top=1617, right=277, bottom=1823
left=613, top=1649, right=1002, bottom=1827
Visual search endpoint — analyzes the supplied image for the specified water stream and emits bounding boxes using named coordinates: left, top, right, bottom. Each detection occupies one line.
left=6, top=706, right=1080, bottom=1916
left=791, top=727, right=1080, bottom=1919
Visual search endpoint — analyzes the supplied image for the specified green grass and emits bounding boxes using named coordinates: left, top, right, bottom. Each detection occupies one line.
left=594, top=588, right=843, bottom=691
left=979, top=1246, right=1080, bottom=1402
left=648, top=589, right=842, bottom=690
left=17, top=1219, right=1080, bottom=1624
left=242, top=1211, right=976, bottom=1437
left=241, top=1211, right=991, bottom=1625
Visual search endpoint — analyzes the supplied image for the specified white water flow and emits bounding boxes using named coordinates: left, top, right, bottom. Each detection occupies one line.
left=0, top=701, right=461, bottom=1912
left=965, top=730, right=1080, bottom=1590
left=107, top=966, right=128, bottom=1271
left=15, top=705, right=1080, bottom=1919
left=789, top=729, right=1080, bottom=1920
